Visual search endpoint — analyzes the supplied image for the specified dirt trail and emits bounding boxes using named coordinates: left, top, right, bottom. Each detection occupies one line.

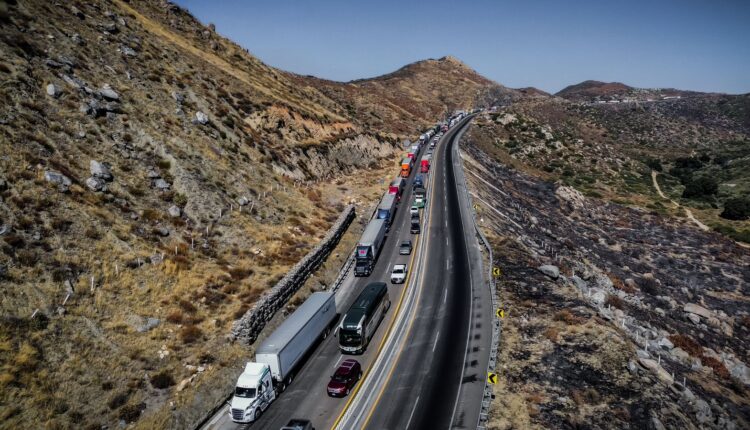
left=651, top=170, right=711, bottom=231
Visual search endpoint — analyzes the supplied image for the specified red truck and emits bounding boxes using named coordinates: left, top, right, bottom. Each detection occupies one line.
left=420, top=156, right=430, bottom=173
left=388, top=177, right=404, bottom=200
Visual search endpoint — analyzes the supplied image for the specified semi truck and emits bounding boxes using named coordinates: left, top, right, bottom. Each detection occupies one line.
left=230, top=292, right=337, bottom=423
left=388, top=177, right=404, bottom=201
left=376, top=193, right=397, bottom=229
left=354, top=218, right=387, bottom=277
left=420, top=155, right=431, bottom=173
left=400, top=157, right=412, bottom=178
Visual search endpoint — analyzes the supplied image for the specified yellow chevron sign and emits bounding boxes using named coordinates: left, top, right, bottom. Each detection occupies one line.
left=487, top=372, right=498, bottom=384
left=492, top=267, right=501, bottom=277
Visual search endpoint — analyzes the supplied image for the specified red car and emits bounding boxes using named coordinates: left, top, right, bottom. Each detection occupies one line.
left=327, top=359, right=362, bottom=397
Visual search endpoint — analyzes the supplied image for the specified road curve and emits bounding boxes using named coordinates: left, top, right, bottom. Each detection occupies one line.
left=336, top=116, right=491, bottom=430
left=200, top=121, right=440, bottom=430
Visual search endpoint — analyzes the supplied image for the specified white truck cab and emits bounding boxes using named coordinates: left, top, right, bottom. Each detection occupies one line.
left=230, top=362, right=276, bottom=423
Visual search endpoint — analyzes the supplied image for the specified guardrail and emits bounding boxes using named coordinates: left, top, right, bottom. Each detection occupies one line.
left=452, top=125, right=500, bottom=430
left=230, top=204, right=356, bottom=344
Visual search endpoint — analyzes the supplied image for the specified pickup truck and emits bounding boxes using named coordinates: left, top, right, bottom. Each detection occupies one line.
left=281, top=419, right=315, bottom=430
left=390, top=264, right=407, bottom=284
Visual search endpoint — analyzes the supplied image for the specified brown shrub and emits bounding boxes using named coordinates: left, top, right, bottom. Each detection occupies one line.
left=605, top=295, right=625, bottom=310
left=554, top=309, right=585, bottom=325
left=84, top=227, right=101, bottom=239
left=178, top=299, right=196, bottom=313
left=542, top=326, right=560, bottom=342
left=571, top=387, right=600, bottom=405
left=638, top=277, right=659, bottom=295
left=228, top=266, right=253, bottom=281
left=165, top=309, right=183, bottom=324
left=233, top=304, right=249, bottom=319
left=701, top=356, right=730, bottom=380
left=118, top=403, right=145, bottom=423
left=669, top=334, right=703, bottom=357
left=142, top=209, right=162, bottom=222
left=149, top=370, right=175, bottom=389
left=611, top=275, right=637, bottom=294
left=107, top=392, right=128, bottom=410
left=3, top=234, right=25, bottom=248
left=16, top=249, right=38, bottom=266
left=179, top=325, right=202, bottom=344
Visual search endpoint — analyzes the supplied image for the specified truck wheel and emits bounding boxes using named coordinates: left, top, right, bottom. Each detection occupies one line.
left=323, top=327, right=330, bottom=339
left=254, top=408, right=261, bottom=421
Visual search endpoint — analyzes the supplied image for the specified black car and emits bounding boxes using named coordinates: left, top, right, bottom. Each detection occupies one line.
left=399, top=240, right=413, bottom=255
left=281, top=418, right=314, bottom=430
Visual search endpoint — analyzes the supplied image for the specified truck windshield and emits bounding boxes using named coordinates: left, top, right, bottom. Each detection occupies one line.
left=235, top=386, right=256, bottom=398
left=339, top=328, right=362, bottom=347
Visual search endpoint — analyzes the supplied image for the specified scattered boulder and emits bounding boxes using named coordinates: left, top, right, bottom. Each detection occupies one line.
left=193, top=111, right=209, bottom=125
left=684, top=303, right=712, bottom=319
left=687, top=313, right=701, bottom=325
left=44, top=171, right=72, bottom=190
left=90, top=160, right=113, bottom=181
left=695, top=399, right=712, bottom=425
left=98, top=84, right=120, bottom=101
left=147, top=169, right=161, bottom=179
left=153, top=178, right=170, bottom=190
left=538, top=265, right=559, bottom=279
left=155, top=226, right=169, bottom=237
left=728, top=361, right=749, bottom=385
left=120, top=46, right=137, bottom=57
left=237, top=196, right=249, bottom=206
left=590, top=288, right=606, bottom=305
left=167, top=205, right=181, bottom=218
left=171, top=91, right=184, bottom=104
left=570, top=275, right=587, bottom=290
left=46, top=83, right=61, bottom=98
left=85, top=177, right=106, bottom=192
left=62, top=74, right=84, bottom=89
left=70, top=5, right=85, bottom=19
left=638, top=357, right=674, bottom=384
left=71, top=33, right=84, bottom=46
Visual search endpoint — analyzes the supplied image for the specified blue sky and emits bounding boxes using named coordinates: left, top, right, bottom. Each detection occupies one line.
left=174, top=0, right=750, bottom=94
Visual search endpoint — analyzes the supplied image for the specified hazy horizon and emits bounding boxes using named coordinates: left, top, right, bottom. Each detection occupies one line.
left=175, top=0, right=750, bottom=94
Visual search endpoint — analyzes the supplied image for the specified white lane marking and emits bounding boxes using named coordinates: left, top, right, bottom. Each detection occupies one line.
left=448, top=123, right=479, bottom=428
left=443, top=288, right=448, bottom=305
left=406, top=395, right=420, bottom=430
left=432, top=330, right=440, bottom=353
left=333, top=354, right=343, bottom=369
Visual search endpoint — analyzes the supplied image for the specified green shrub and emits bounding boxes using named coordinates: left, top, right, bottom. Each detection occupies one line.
left=682, top=176, right=718, bottom=199
left=720, top=197, right=750, bottom=221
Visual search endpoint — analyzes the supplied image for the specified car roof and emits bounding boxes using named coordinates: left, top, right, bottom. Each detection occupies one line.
left=393, top=264, right=406, bottom=269
left=335, top=359, right=359, bottom=375
left=401, top=240, right=412, bottom=245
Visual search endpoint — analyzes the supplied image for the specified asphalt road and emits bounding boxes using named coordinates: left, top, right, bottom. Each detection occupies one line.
left=201, top=124, right=437, bottom=430
left=339, top=117, right=491, bottom=430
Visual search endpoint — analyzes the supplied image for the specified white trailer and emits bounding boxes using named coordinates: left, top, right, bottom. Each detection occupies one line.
left=376, top=192, right=397, bottom=229
left=230, top=292, right=337, bottom=423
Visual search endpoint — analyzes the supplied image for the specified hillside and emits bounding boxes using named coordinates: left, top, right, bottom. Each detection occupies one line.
left=0, top=1, right=505, bottom=428
left=476, top=93, right=750, bottom=244
left=556, top=79, right=701, bottom=102
left=297, top=55, right=519, bottom=135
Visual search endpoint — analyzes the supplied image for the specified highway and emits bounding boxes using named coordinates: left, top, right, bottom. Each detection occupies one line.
left=334, top=117, right=491, bottom=430
left=200, top=116, right=489, bottom=430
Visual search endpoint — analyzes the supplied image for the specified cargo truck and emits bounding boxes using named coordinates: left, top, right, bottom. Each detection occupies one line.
left=376, top=193, right=397, bottom=229
left=400, top=157, right=412, bottom=178
left=420, top=155, right=431, bottom=173
left=230, top=292, right=337, bottom=423
left=354, top=218, right=387, bottom=276
left=388, top=177, right=404, bottom=201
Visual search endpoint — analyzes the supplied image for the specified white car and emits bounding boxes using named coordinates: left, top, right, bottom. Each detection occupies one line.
left=390, top=264, right=408, bottom=284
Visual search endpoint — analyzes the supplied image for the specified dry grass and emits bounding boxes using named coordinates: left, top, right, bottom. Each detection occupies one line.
left=604, top=295, right=625, bottom=309
left=669, top=333, right=703, bottom=357
left=554, top=309, right=586, bottom=325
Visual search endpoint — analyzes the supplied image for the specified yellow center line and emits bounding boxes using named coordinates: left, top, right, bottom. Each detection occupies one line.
left=358, top=131, right=447, bottom=429
left=329, top=187, right=422, bottom=430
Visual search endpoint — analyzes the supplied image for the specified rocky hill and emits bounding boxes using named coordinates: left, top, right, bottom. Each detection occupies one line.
left=0, top=1, right=507, bottom=428
left=556, top=79, right=701, bottom=102
left=476, top=92, right=750, bottom=244
left=462, top=121, right=750, bottom=430
left=298, top=55, right=519, bottom=135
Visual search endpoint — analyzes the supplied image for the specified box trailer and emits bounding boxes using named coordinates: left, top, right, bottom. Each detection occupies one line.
left=376, top=193, right=397, bottom=229
left=354, top=218, right=387, bottom=277
left=420, top=155, right=430, bottom=173
left=388, top=177, right=404, bottom=200
left=230, top=292, right=337, bottom=423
